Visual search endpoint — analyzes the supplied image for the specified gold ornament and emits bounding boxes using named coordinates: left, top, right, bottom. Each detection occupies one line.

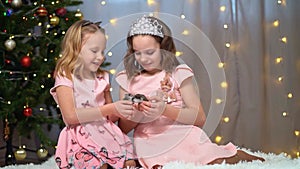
left=14, top=147, right=27, bottom=160
left=37, top=146, right=48, bottom=159
left=11, top=0, right=22, bottom=8
left=4, top=39, right=16, bottom=51
left=50, top=16, right=60, bottom=26
left=74, top=9, right=83, bottom=20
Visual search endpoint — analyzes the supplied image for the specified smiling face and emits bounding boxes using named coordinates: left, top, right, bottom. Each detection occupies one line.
left=132, top=35, right=161, bottom=73
left=78, top=30, right=106, bottom=78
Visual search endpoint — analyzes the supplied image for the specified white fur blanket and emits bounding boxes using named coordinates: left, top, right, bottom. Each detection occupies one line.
left=1, top=149, right=299, bottom=169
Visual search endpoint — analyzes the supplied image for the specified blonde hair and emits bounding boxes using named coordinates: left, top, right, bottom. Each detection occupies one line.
left=54, top=20, right=105, bottom=80
left=124, top=16, right=180, bottom=79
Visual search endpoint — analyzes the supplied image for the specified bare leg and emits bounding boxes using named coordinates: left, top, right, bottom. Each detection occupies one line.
left=208, top=150, right=265, bottom=165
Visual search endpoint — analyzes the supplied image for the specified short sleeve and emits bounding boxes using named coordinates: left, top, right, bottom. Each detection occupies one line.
left=173, top=64, right=194, bottom=87
left=50, top=75, right=73, bottom=104
left=101, top=71, right=110, bottom=91
left=115, top=70, right=128, bottom=91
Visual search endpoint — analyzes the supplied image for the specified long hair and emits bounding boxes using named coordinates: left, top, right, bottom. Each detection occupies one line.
left=53, top=20, right=105, bottom=80
left=124, top=16, right=180, bottom=79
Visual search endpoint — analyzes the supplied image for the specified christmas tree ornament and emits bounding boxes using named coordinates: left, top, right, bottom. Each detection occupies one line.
left=4, top=39, right=16, bottom=51
left=20, top=55, right=31, bottom=67
left=50, top=15, right=60, bottom=26
left=23, top=106, right=32, bottom=117
left=36, top=5, right=48, bottom=17
left=11, top=0, right=22, bottom=8
left=14, top=147, right=27, bottom=160
left=74, top=9, right=83, bottom=19
left=36, top=145, right=48, bottom=159
left=6, top=9, right=13, bottom=16
left=4, top=118, right=10, bottom=141
left=55, top=7, right=67, bottom=16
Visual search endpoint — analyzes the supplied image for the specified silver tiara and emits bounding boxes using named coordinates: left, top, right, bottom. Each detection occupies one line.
left=129, top=16, right=164, bottom=38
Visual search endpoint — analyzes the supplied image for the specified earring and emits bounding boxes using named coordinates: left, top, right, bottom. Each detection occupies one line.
left=134, top=60, right=143, bottom=71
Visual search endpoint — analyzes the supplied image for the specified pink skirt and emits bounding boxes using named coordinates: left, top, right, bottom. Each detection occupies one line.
left=134, top=124, right=237, bottom=169
left=55, top=120, right=135, bottom=169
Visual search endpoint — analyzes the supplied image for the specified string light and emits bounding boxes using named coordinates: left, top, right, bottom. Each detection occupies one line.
left=220, top=81, right=228, bottom=88
left=100, top=0, right=106, bottom=5
left=215, top=98, right=223, bottom=104
left=275, top=57, right=283, bottom=64
left=182, top=30, right=189, bottom=35
left=280, top=36, right=287, bottom=43
left=109, top=69, right=116, bottom=74
left=107, top=51, right=113, bottom=57
left=287, top=93, right=293, bottom=99
left=215, top=136, right=222, bottom=143
left=220, top=6, right=226, bottom=12
left=223, top=24, right=228, bottom=29
left=282, top=111, right=288, bottom=117
left=223, top=117, right=230, bottom=123
left=225, top=42, right=231, bottom=48
left=294, top=130, right=300, bottom=137
left=180, top=14, right=185, bottom=19
left=109, top=18, right=117, bottom=25
left=218, top=62, right=225, bottom=68
left=175, top=51, right=183, bottom=57
left=273, top=19, right=280, bottom=27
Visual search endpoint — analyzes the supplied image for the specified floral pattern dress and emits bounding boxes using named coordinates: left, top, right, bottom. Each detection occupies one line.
left=51, top=72, right=135, bottom=169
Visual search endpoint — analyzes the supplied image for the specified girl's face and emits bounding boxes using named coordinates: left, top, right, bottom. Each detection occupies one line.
left=132, top=35, right=161, bottom=73
left=79, top=31, right=106, bottom=78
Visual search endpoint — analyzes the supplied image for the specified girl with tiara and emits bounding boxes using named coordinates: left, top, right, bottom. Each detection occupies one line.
left=116, top=16, right=264, bottom=169
left=50, top=20, right=138, bottom=169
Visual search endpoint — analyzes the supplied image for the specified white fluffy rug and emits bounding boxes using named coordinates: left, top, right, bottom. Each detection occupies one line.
left=1, top=150, right=299, bottom=169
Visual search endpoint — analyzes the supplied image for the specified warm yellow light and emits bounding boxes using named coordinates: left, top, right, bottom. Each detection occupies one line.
left=277, top=0, right=282, bottom=4
left=28, top=32, right=32, bottom=36
left=223, top=24, right=228, bottom=29
left=105, top=35, right=109, bottom=40
left=215, top=99, right=222, bottom=104
left=276, top=57, right=283, bottom=64
left=101, top=0, right=106, bottom=5
left=182, top=30, right=189, bottom=35
left=38, top=22, right=42, bottom=26
left=273, top=20, right=280, bottom=27
left=281, top=36, right=287, bottom=43
left=109, top=69, right=116, bottom=74
left=287, top=93, right=293, bottom=98
left=110, top=19, right=117, bottom=25
left=107, top=51, right=113, bottom=57
left=221, top=81, right=228, bottom=88
left=215, top=136, right=222, bottom=143
left=277, top=76, right=283, bottom=82
left=225, top=42, right=231, bottom=48
left=282, top=111, right=287, bottom=117
left=180, top=14, right=185, bottom=19
left=41, top=85, right=45, bottom=89
left=220, top=6, right=226, bottom=12
left=24, top=77, right=28, bottom=81
left=39, top=107, right=44, bottom=111
left=147, top=0, right=156, bottom=6
left=294, top=130, right=300, bottom=137
left=218, top=62, right=225, bottom=68
left=110, top=87, right=113, bottom=92
left=297, top=152, right=300, bottom=158
left=223, top=117, right=230, bottom=123
left=48, top=74, right=52, bottom=78
left=175, top=51, right=183, bottom=57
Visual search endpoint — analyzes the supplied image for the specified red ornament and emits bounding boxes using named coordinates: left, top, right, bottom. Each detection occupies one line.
left=20, top=55, right=31, bottom=67
left=23, top=107, right=32, bottom=117
left=36, top=5, right=48, bottom=17
left=55, top=7, right=67, bottom=17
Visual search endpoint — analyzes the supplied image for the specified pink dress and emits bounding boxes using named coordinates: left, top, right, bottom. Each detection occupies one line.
left=116, top=64, right=237, bottom=169
left=50, top=72, right=135, bottom=169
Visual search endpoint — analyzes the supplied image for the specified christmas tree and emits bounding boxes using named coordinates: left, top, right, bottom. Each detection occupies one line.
left=0, top=0, right=83, bottom=165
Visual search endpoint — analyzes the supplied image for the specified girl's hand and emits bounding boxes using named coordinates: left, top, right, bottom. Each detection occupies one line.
left=113, top=100, right=134, bottom=119
left=138, top=95, right=166, bottom=123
